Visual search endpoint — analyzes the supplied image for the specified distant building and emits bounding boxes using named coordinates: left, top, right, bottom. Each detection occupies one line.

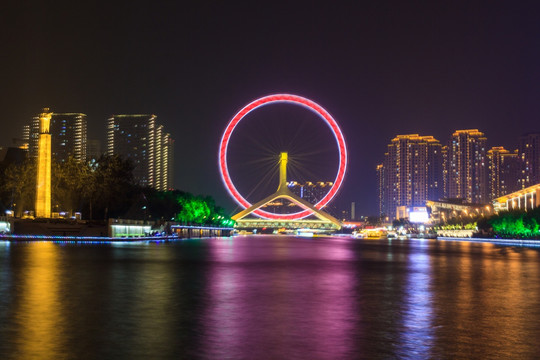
left=518, top=133, right=540, bottom=189
left=377, top=134, right=443, bottom=219
left=487, top=146, right=520, bottom=200
left=442, top=145, right=449, bottom=197
left=26, top=110, right=87, bottom=163
left=287, top=181, right=333, bottom=204
left=447, top=129, right=488, bottom=204
left=87, top=139, right=102, bottom=161
left=107, top=114, right=173, bottom=191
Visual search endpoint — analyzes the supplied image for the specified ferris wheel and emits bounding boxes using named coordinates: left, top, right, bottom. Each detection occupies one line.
left=218, top=94, right=348, bottom=221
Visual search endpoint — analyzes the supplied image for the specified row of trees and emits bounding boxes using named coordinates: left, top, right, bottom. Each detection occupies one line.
left=0, top=155, right=234, bottom=226
left=434, top=208, right=540, bottom=239
left=479, top=208, right=540, bottom=239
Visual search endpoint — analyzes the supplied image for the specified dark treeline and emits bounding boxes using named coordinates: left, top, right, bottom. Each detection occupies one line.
left=0, top=155, right=233, bottom=226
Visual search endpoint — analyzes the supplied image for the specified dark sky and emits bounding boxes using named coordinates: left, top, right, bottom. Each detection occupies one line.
left=2, top=1, right=540, bottom=215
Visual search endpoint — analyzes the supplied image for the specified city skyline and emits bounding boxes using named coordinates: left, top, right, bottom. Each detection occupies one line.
left=378, top=128, right=540, bottom=219
left=2, top=2, right=540, bottom=215
left=5, top=106, right=540, bottom=217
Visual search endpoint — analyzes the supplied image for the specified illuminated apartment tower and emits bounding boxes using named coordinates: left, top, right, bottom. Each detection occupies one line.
left=487, top=147, right=520, bottom=200
left=518, top=133, right=540, bottom=188
left=107, top=114, right=173, bottom=190
left=447, top=129, right=488, bottom=203
left=378, top=134, right=443, bottom=219
left=27, top=111, right=87, bottom=162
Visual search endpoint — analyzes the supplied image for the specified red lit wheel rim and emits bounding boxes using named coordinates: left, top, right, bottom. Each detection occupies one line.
left=219, top=94, right=347, bottom=220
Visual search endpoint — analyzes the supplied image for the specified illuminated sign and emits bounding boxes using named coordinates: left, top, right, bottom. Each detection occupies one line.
left=409, top=207, right=429, bottom=224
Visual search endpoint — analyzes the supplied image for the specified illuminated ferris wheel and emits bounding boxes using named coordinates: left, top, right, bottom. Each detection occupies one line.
left=218, top=94, right=348, bottom=222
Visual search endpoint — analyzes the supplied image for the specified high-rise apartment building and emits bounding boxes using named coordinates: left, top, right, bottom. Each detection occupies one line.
left=26, top=110, right=87, bottom=163
left=447, top=129, right=488, bottom=204
left=377, top=134, right=443, bottom=219
left=487, top=147, right=520, bottom=200
left=518, top=133, right=540, bottom=189
left=107, top=114, right=173, bottom=191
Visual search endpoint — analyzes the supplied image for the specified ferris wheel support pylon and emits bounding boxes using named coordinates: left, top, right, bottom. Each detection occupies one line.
left=232, top=152, right=342, bottom=228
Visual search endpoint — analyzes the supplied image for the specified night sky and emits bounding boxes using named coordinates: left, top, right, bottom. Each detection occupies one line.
left=2, top=1, right=540, bottom=215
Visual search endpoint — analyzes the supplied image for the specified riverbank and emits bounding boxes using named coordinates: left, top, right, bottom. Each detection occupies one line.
left=437, top=236, right=540, bottom=247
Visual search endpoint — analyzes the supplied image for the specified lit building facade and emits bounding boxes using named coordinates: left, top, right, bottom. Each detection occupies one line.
left=107, top=114, right=173, bottom=191
left=287, top=181, right=334, bottom=204
left=27, top=111, right=87, bottom=163
left=493, top=183, right=540, bottom=212
left=447, top=129, right=488, bottom=204
left=518, top=133, right=540, bottom=189
left=487, top=146, right=520, bottom=200
left=377, top=134, right=444, bottom=219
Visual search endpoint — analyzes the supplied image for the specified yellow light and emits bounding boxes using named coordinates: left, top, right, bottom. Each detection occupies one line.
left=35, top=111, right=52, bottom=218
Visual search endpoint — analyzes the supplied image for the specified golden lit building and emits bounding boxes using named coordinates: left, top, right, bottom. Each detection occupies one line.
left=378, top=134, right=443, bottom=219
left=493, top=183, right=540, bottom=212
left=107, top=114, right=173, bottom=191
left=487, top=146, right=520, bottom=200
left=447, top=129, right=488, bottom=204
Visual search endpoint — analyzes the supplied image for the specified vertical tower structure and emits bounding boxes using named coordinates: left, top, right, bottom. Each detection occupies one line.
left=35, top=110, right=53, bottom=218
left=448, top=129, right=488, bottom=203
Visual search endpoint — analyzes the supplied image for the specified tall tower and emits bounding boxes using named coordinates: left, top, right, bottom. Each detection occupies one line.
left=107, top=114, right=173, bottom=190
left=518, top=133, right=540, bottom=188
left=379, top=134, right=443, bottom=219
left=487, top=147, right=520, bottom=200
left=35, top=110, right=53, bottom=218
left=448, top=129, right=488, bottom=203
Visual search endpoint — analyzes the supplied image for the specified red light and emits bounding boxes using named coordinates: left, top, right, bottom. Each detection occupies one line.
left=218, top=94, right=348, bottom=220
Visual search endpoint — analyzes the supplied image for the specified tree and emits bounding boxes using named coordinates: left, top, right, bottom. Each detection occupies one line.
left=2, top=160, right=36, bottom=217
left=51, top=156, right=92, bottom=215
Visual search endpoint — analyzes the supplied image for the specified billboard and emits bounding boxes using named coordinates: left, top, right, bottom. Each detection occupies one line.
left=408, top=207, right=429, bottom=224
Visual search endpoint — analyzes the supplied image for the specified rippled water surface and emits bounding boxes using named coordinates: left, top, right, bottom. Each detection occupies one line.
left=1, top=236, right=540, bottom=359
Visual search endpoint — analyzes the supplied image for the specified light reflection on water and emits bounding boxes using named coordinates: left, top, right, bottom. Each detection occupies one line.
left=0, top=236, right=540, bottom=359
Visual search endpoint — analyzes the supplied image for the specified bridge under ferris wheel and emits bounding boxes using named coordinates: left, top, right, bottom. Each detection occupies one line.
left=232, top=152, right=342, bottom=230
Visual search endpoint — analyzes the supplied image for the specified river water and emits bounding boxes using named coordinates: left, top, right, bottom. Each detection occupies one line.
left=1, top=236, right=540, bottom=359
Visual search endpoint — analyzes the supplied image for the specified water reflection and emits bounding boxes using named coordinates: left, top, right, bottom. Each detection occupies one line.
left=0, top=237, right=540, bottom=358
left=399, top=241, right=434, bottom=358
left=203, top=236, right=356, bottom=359
left=12, top=242, right=65, bottom=359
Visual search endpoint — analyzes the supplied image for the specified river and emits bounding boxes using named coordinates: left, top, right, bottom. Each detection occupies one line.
left=1, top=236, right=540, bottom=359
